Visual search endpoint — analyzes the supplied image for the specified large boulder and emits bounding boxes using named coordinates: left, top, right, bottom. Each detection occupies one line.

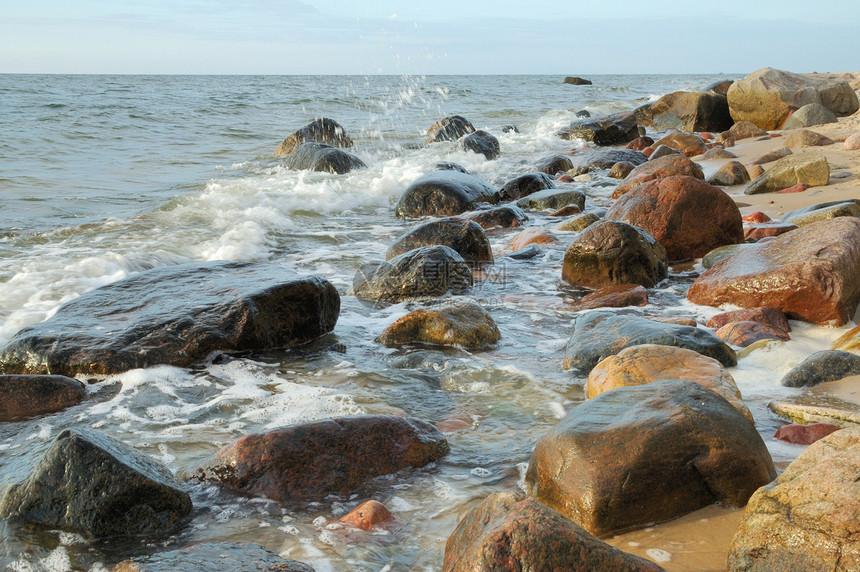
left=113, top=542, right=314, bottom=572
left=727, top=67, right=860, bottom=129
left=0, top=262, right=340, bottom=376
left=285, top=142, right=366, bottom=174
left=782, top=103, right=838, bottom=130
left=395, top=170, right=499, bottom=218
left=353, top=246, right=472, bottom=303
left=780, top=350, right=860, bottom=388
left=635, top=90, right=733, bottom=133
left=194, top=415, right=449, bottom=502
left=563, top=112, right=640, bottom=146
left=526, top=379, right=775, bottom=536
left=426, top=115, right=475, bottom=143
left=443, top=492, right=664, bottom=572
left=563, top=312, right=737, bottom=373
left=727, top=427, right=860, bottom=571
left=744, top=153, right=830, bottom=195
left=498, top=172, right=555, bottom=201
left=611, top=154, right=705, bottom=198
left=606, top=176, right=743, bottom=261
left=274, top=118, right=353, bottom=156
left=376, top=300, right=500, bottom=349
left=386, top=217, right=493, bottom=265
left=561, top=221, right=668, bottom=289
left=461, top=130, right=500, bottom=160
left=587, top=344, right=752, bottom=421
left=687, top=217, right=860, bottom=326
left=0, top=428, right=192, bottom=538
left=0, top=374, right=86, bottom=421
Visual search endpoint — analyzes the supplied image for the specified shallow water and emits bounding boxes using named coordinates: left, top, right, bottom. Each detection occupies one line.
left=0, top=73, right=854, bottom=571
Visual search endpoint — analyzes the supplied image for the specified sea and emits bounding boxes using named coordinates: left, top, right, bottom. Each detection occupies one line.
left=0, top=74, right=852, bottom=571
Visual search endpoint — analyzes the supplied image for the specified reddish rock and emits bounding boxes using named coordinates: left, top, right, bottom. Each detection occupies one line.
left=688, top=217, right=860, bottom=325
left=776, top=183, right=810, bottom=194
left=463, top=205, right=528, bottom=230
left=774, top=423, right=841, bottom=445
left=742, top=211, right=772, bottom=223
left=509, top=228, right=558, bottom=251
left=626, top=136, right=654, bottom=151
left=642, top=147, right=654, bottom=158
left=556, top=173, right=575, bottom=182
left=701, top=131, right=714, bottom=140
left=715, top=321, right=790, bottom=347
left=339, top=500, right=396, bottom=531
left=844, top=132, right=860, bottom=150
left=743, top=222, right=798, bottom=241
left=0, top=375, right=86, bottom=421
left=706, top=306, right=791, bottom=334
left=611, top=154, right=705, bottom=198
left=550, top=204, right=582, bottom=217
left=194, top=415, right=450, bottom=502
left=652, top=131, right=708, bottom=157
left=576, top=284, right=648, bottom=310
left=606, top=175, right=743, bottom=261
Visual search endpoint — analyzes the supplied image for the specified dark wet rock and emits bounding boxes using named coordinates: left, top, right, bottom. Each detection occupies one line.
left=609, top=161, right=636, bottom=179
left=773, top=423, right=840, bottom=445
left=462, top=205, right=528, bottom=229
left=526, top=379, right=775, bottom=536
left=0, top=428, right=192, bottom=538
left=505, top=243, right=542, bottom=260
left=285, top=142, right=366, bottom=174
left=784, top=128, right=836, bottom=148
left=195, top=415, right=449, bottom=502
left=575, top=284, right=649, bottom=311
left=635, top=91, right=733, bottom=133
left=701, top=243, right=751, bottom=269
left=576, top=109, right=591, bottom=118
left=606, top=175, right=743, bottom=261
left=426, top=115, right=475, bottom=143
left=386, top=217, right=493, bottom=265
left=443, top=492, right=663, bottom=572
left=611, top=153, right=705, bottom=198
left=534, top=154, right=574, bottom=175
left=743, top=221, right=798, bottom=241
left=515, top=188, right=586, bottom=211
left=780, top=351, right=860, bottom=388
left=652, top=131, right=708, bottom=157
left=706, top=307, right=791, bottom=334
left=113, top=542, right=315, bottom=572
left=0, top=261, right=340, bottom=376
left=563, top=311, right=737, bottom=373
left=498, top=172, right=555, bottom=201
left=728, top=427, right=860, bottom=572
left=782, top=199, right=860, bottom=226
left=744, top=153, right=829, bottom=195
left=0, top=374, right=86, bottom=421
left=563, top=76, right=593, bottom=86
left=568, top=149, right=648, bottom=175
left=395, top=170, right=499, bottom=218
left=562, top=220, right=667, bottom=289
left=714, top=321, right=790, bottom=347
left=727, top=67, right=859, bottom=129
left=563, top=111, right=640, bottom=146
left=626, top=136, right=654, bottom=151
left=700, top=147, right=738, bottom=160
left=501, top=124, right=519, bottom=133
left=555, top=212, right=600, bottom=232
left=783, top=103, right=839, bottom=130
left=688, top=217, right=860, bottom=326
left=353, top=246, right=471, bottom=303
left=461, top=130, right=500, bottom=160
left=274, top=118, right=353, bottom=156
left=435, top=161, right=469, bottom=173
left=376, top=300, right=500, bottom=349
left=705, top=80, right=734, bottom=96
left=707, top=160, right=751, bottom=186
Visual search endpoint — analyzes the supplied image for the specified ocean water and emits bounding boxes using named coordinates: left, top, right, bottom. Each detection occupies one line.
left=0, top=74, right=853, bottom=571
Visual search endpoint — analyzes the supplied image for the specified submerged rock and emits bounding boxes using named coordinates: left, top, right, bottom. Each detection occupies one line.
left=285, top=142, right=366, bottom=174
left=714, top=321, right=790, bottom=347
left=0, top=261, right=340, bottom=376
left=274, top=118, right=353, bottom=156
left=194, top=415, right=449, bottom=502
left=780, top=350, right=860, bottom=387
left=0, top=374, right=86, bottom=421
left=462, top=205, right=528, bottom=229
left=339, top=500, right=397, bottom=531
left=395, top=170, right=499, bottom=218
left=575, top=284, right=649, bottom=311
left=386, top=217, right=493, bottom=265
left=563, top=76, right=593, bottom=86
left=113, top=542, right=315, bottom=572
left=773, top=423, right=841, bottom=445
left=376, top=300, right=500, bottom=349
left=0, top=428, right=192, bottom=539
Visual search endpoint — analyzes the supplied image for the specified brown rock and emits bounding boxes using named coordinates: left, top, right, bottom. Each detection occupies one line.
left=462, top=205, right=528, bottom=230
left=575, top=284, right=648, bottom=310
left=0, top=375, right=86, bottom=421
left=743, top=222, right=798, bottom=241
left=611, top=154, right=705, bottom=198
left=550, top=204, right=582, bottom=217
left=741, top=211, right=772, bottom=223
left=386, top=217, right=493, bottom=265
left=636, top=91, right=732, bottom=133
left=535, top=154, right=574, bottom=175
left=375, top=300, right=500, bottom=349
left=716, top=121, right=768, bottom=145
left=688, top=217, right=860, bottom=325
left=773, top=423, right=840, bottom=445
left=609, top=161, right=636, bottom=179
left=707, top=160, right=750, bottom=186
left=443, top=492, right=664, bottom=572
left=426, top=115, right=475, bottom=143
left=555, top=212, right=600, bottom=232
left=784, top=129, right=835, bottom=148
left=275, top=118, right=353, bottom=156
left=652, top=131, right=708, bottom=157
left=746, top=164, right=765, bottom=179
left=509, top=228, right=558, bottom=251
left=714, top=321, right=791, bottom=347
left=728, top=427, right=860, bottom=571
left=194, top=415, right=449, bottom=502
left=700, top=147, right=738, bottom=160
left=706, top=306, right=791, bottom=334
left=606, top=175, right=743, bottom=261
left=749, top=147, right=792, bottom=165
left=339, top=500, right=396, bottom=531
left=626, top=136, right=654, bottom=151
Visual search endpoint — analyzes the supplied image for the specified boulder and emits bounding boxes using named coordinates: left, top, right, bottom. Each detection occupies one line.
left=516, top=188, right=586, bottom=211
left=426, top=115, right=475, bottom=143
left=461, top=130, right=500, bottom=160
left=463, top=205, right=528, bottom=229
left=727, top=67, right=859, bottom=129
left=611, top=154, right=705, bottom=198
left=575, top=284, right=649, bottom=311
left=443, top=492, right=664, bottom=572
left=563, top=312, right=737, bottom=373
left=113, top=542, right=314, bottom=572
left=586, top=344, right=752, bottom=421
left=353, top=246, right=472, bottom=303
left=274, top=118, right=353, bottom=156
left=782, top=199, right=860, bottom=226
left=0, top=374, right=86, bottom=421
left=707, top=160, right=751, bottom=186
left=780, top=350, right=860, bottom=387
left=526, top=379, right=775, bottom=536
left=535, top=154, right=574, bottom=174
left=635, top=91, right=732, bottom=133
left=773, top=423, right=840, bottom=445
left=569, top=149, right=648, bottom=175
left=376, top=300, right=500, bottom=349
left=563, top=76, right=593, bottom=85
left=564, top=112, right=640, bottom=146
left=556, top=212, right=600, bottom=232
left=782, top=103, right=838, bottom=130
left=727, top=427, right=860, bottom=571
left=194, top=415, right=449, bottom=502
left=606, top=176, right=743, bottom=261
left=498, top=172, right=555, bottom=201
left=784, top=129, right=836, bottom=148
left=395, top=170, right=499, bottom=218
left=285, top=142, right=366, bottom=174
left=688, top=217, right=860, bottom=325
left=714, top=321, right=790, bottom=347
left=0, top=262, right=340, bottom=376
left=706, top=307, right=791, bottom=334
left=386, top=217, right=493, bottom=265
left=561, top=221, right=668, bottom=289
left=744, top=153, right=829, bottom=195
left=0, top=428, right=192, bottom=538
left=652, top=131, right=708, bottom=157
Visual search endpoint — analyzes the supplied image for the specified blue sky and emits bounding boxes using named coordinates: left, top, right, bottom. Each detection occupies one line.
left=2, top=1, right=858, bottom=74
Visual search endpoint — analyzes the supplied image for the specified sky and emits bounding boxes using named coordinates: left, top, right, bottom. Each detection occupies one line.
left=2, top=0, right=859, bottom=75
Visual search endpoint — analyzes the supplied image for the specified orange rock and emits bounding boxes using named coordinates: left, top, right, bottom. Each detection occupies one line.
left=550, top=205, right=582, bottom=217
left=700, top=132, right=714, bottom=140
left=777, top=183, right=811, bottom=194
left=746, top=164, right=765, bottom=179
left=509, top=228, right=558, bottom=251
left=556, top=174, right=575, bottom=183
left=642, top=147, right=654, bottom=158
left=340, top=500, right=396, bottom=530
left=742, top=211, right=771, bottom=223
